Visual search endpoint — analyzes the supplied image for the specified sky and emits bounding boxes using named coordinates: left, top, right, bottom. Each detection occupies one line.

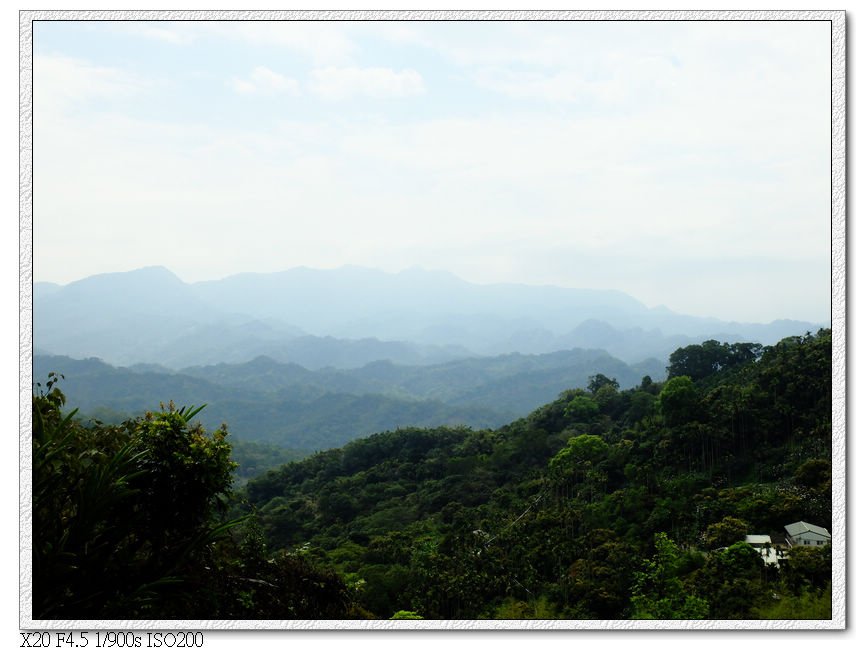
left=31, top=18, right=832, bottom=323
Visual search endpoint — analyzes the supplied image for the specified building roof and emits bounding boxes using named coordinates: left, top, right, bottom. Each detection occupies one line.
left=745, top=534, right=772, bottom=545
left=785, top=521, right=831, bottom=538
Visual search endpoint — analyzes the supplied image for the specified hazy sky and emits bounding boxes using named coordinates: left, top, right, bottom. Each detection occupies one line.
left=32, top=19, right=831, bottom=323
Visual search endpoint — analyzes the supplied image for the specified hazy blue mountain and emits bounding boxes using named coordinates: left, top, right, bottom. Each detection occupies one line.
left=34, top=265, right=823, bottom=368
left=125, top=362, right=177, bottom=374
left=34, top=267, right=224, bottom=364
left=547, top=319, right=706, bottom=363
left=149, top=326, right=467, bottom=370
left=190, top=266, right=648, bottom=346
left=189, top=265, right=821, bottom=347
left=34, top=266, right=470, bottom=369
left=34, top=282, right=62, bottom=300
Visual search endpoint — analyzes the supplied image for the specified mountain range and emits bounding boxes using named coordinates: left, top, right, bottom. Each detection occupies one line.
left=33, top=265, right=822, bottom=369
left=34, top=348, right=664, bottom=451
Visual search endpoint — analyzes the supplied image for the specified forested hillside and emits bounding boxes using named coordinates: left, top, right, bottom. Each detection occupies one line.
left=243, top=330, right=832, bottom=619
left=34, top=349, right=663, bottom=452
left=33, top=330, right=832, bottom=620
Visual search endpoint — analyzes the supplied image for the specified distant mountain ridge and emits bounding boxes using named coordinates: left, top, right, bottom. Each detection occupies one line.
left=34, top=265, right=822, bottom=369
left=35, top=348, right=664, bottom=450
left=177, top=347, right=665, bottom=416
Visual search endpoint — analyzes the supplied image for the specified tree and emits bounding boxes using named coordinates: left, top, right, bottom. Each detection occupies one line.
left=668, top=340, right=764, bottom=382
left=32, top=379, right=358, bottom=620
left=703, top=516, right=749, bottom=549
left=667, top=340, right=727, bottom=381
left=630, top=533, right=709, bottom=619
left=659, top=376, right=699, bottom=426
left=695, top=542, right=764, bottom=618
left=566, top=529, right=638, bottom=618
left=624, top=391, right=657, bottom=424
left=667, top=340, right=762, bottom=382
left=794, top=459, right=831, bottom=489
left=588, top=374, right=620, bottom=394
left=548, top=434, right=609, bottom=485
left=594, top=384, right=624, bottom=418
left=564, top=393, right=600, bottom=422
left=727, top=342, right=763, bottom=366
left=32, top=382, right=240, bottom=619
left=783, top=545, right=831, bottom=594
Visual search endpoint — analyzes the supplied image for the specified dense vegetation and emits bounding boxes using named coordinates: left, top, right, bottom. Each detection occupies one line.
left=32, top=376, right=356, bottom=619
left=33, top=330, right=832, bottom=620
left=243, top=330, right=833, bottom=619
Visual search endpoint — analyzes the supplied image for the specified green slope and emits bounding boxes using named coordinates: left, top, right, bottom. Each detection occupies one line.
left=244, top=330, right=833, bottom=620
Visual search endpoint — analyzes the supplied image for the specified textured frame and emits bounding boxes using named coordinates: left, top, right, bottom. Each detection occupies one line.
left=19, top=9, right=846, bottom=631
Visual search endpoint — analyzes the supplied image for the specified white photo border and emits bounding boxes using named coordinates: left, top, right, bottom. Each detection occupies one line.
left=19, top=8, right=847, bottom=631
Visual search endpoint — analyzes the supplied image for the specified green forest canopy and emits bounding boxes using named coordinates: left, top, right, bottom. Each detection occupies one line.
left=33, top=330, right=833, bottom=620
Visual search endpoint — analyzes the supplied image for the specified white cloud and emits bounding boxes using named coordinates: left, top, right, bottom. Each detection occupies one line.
left=229, top=66, right=300, bottom=95
left=111, top=21, right=357, bottom=65
left=134, top=25, right=193, bottom=44
left=420, top=22, right=644, bottom=69
left=33, top=54, right=145, bottom=114
left=225, top=22, right=356, bottom=65
left=472, top=53, right=680, bottom=105
left=309, top=66, right=425, bottom=100
left=472, top=68, right=602, bottom=104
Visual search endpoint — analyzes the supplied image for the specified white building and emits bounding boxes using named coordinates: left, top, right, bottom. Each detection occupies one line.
left=784, top=521, right=831, bottom=548
left=744, top=534, right=778, bottom=566
left=745, top=534, right=772, bottom=547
